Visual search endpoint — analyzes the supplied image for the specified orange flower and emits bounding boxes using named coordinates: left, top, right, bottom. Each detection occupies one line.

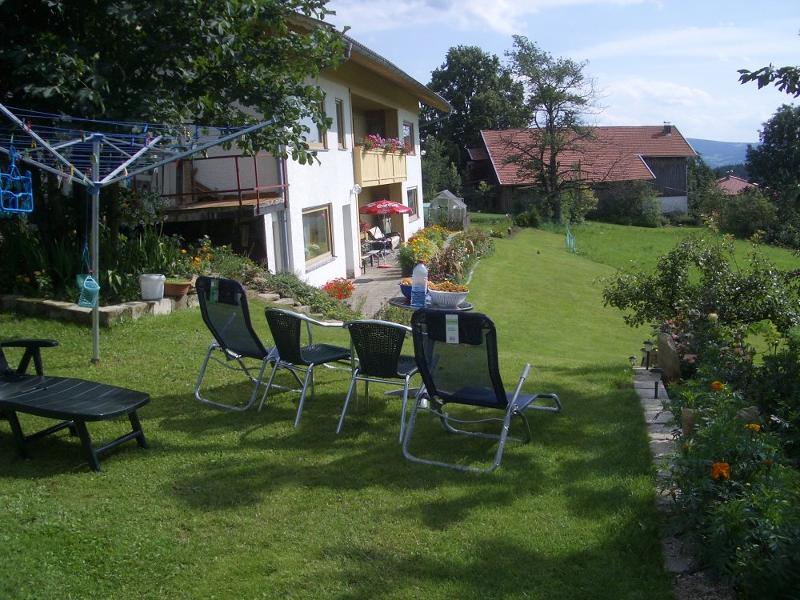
left=711, top=462, right=730, bottom=480
left=745, top=423, right=761, bottom=432
left=710, top=380, right=725, bottom=392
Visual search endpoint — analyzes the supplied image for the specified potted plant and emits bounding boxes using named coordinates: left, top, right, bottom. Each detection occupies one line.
left=164, top=277, right=193, bottom=298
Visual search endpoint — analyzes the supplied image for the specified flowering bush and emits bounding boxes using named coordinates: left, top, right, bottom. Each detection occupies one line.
left=398, top=237, right=439, bottom=274
left=321, top=277, right=354, bottom=300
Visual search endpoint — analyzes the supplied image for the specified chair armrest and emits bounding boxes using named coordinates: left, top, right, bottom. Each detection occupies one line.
left=0, top=339, right=59, bottom=376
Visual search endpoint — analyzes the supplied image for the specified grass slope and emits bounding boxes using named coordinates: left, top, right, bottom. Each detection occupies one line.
left=0, top=228, right=671, bottom=599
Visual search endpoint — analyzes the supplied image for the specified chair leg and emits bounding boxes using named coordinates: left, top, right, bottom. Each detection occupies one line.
left=258, top=360, right=282, bottom=412
left=6, top=411, right=28, bottom=459
left=293, top=365, right=315, bottom=428
left=193, top=344, right=215, bottom=402
left=128, top=411, right=148, bottom=449
left=398, top=375, right=411, bottom=444
left=336, top=370, right=359, bottom=434
left=73, top=420, right=101, bottom=472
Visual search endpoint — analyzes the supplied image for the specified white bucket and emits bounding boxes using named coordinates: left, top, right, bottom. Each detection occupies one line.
left=139, top=274, right=166, bottom=301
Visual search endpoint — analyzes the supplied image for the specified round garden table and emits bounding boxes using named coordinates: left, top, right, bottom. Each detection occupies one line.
left=388, top=297, right=474, bottom=312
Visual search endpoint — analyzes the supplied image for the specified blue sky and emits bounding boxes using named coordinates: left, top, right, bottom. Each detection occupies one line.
left=327, top=0, right=800, bottom=142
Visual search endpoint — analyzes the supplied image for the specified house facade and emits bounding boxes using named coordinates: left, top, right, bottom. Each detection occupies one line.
left=148, top=36, right=449, bottom=286
left=473, top=125, right=697, bottom=214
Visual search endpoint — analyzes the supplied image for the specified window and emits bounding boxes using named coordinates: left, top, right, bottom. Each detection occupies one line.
left=407, top=187, right=419, bottom=220
left=402, top=121, right=415, bottom=154
left=298, top=97, right=327, bottom=149
left=335, top=99, right=346, bottom=149
left=303, top=205, right=333, bottom=265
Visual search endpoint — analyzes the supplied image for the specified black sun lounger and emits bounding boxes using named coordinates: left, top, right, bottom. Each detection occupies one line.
left=0, top=339, right=149, bottom=471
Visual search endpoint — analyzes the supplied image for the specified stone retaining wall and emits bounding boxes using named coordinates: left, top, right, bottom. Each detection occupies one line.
left=0, top=294, right=199, bottom=327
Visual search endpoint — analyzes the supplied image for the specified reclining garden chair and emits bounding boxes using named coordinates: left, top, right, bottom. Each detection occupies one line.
left=367, top=225, right=401, bottom=252
left=402, top=310, right=561, bottom=473
left=0, top=339, right=149, bottom=471
left=195, top=276, right=295, bottom=411
left=337, top=320, right=418, bottom=442
left=262, top=308, right=350, bottom=427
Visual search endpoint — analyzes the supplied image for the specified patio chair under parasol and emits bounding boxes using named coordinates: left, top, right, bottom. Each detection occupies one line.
left=359, top=199, right=412, bottom=235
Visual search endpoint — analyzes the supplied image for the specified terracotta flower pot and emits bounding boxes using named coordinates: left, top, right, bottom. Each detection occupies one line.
left=164, top=280, right=192, bottom=298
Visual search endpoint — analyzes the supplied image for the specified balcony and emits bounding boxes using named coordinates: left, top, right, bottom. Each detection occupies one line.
left=353, top=148, right=407, bottom=187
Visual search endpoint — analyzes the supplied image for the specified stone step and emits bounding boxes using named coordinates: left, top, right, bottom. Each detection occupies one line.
left=270, top=297, right=296, bottom=306
left=258, top=292, right=281, bottom=301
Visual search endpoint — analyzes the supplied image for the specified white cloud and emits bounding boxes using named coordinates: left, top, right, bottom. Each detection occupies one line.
left=327, top=0, right=649, bottom=35
left=574, top=25, right=800, bottom=62
left=595, top=76, right=784, bottom=141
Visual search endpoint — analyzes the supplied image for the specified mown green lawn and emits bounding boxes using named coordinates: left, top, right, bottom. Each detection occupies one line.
left=570, top=221, right=798, bottom=272
left=1, top=228, right=673, bottom=599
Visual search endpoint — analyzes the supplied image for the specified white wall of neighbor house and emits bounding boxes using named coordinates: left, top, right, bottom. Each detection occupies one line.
left=660, top=196, right=688, bottom=214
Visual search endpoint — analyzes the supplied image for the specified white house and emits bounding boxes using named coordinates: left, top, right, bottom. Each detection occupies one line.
left=150, top=33, right=450, bottom=286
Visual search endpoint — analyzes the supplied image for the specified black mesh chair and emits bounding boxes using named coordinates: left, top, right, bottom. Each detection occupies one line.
left=337, top=320, right=418, bottom=442
left=403, top=309, right=561, bottom=473
left=262, top=308, right=351, bottom=427
left=195, top=276, right=290, bottom=411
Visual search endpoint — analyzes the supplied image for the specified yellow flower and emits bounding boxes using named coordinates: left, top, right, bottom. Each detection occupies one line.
left=710, top=380, right=725, bottom=392
left=711, top=462, right=730, bottom=480
left=745, top=423, right=761, bottom=432
left=180, top=249, right=188, bottom=254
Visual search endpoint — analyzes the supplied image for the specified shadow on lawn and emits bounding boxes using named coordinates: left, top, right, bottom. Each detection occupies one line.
left=319, top=521, right=668, bottom=599
left=0, top=363, right=656, bottom=535
left=146, top=364, right=655, bottom=526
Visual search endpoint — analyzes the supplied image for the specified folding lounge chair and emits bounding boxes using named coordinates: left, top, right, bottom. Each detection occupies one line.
left=0, top=339, right=149, bottom=472
left=402, top=310, right=561, bottom=473
left=261, top=308, right=350, bottom=427
left=337, top=320, right=418, bottom=442
left=195, top=276, right=293, bottom=411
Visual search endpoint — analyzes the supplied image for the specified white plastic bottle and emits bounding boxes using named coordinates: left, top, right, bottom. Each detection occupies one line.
left=410, top=262, right=428, bottom=308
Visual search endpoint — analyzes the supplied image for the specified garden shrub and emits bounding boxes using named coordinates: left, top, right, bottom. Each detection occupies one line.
left=605, top=234, right=800, bottom=595
left=591, top=180, right=662, bottom=227
left=560, top=185, right=598, bottom=224
left=397, top=226, right=448, bottom=274
left=718, top=188, right=777, bottom=239
left=513, top=207, right=540, bottom=228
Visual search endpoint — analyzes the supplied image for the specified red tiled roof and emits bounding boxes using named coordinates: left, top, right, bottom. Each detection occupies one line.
left=466, top=147, right=488, bottom=161
left=716, top=175, right=757, bottom=195
left=481, top=126, right=697, bottom=186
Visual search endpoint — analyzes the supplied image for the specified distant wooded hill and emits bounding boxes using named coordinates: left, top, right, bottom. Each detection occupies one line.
left=686, top=138, right=759, bottom=168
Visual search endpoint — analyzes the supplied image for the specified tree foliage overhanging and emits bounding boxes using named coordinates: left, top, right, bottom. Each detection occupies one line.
left=0, top=0, right=347, bottom=163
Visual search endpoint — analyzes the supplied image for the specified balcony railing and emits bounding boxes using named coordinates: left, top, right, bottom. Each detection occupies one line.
left=353, top=148, right=407, bottom=187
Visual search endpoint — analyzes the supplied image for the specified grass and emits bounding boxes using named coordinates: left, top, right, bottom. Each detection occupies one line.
left=0, top=228, right=673, bottom=599
left=568, top=221, right=799, bottom=272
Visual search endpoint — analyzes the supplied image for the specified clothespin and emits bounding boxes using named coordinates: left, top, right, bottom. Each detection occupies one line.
left=70, top=165, right=75, bottom=179
left=80, top=130, right=85, bottom=143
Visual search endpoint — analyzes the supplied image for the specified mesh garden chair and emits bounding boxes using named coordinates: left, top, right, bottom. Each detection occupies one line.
left=337, top=320, right=418, bottom=442
left=402, top=309, right=561, bottom=473
left=194, top=276, right=292, bottom=411
left=261, top=308, right=351, bottom=427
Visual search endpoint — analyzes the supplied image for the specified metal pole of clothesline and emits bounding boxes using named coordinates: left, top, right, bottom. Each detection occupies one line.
left=91, top=135, right=101, bottom=364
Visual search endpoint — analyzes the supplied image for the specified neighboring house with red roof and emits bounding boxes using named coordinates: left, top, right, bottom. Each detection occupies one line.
left=716, top=174, right=757, bottom=195
left=470, top=124, right=697, bottom=212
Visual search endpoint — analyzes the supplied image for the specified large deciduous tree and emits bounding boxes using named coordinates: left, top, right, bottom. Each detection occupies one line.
left=0, top=0, right=346, bottom=164
left=421, top=46, right=529, bottom=170
left=745, top=104, right=800, bottom=247
left=747, top=104, right=800, bottom=196
left=502, top=36, right=596, bottom=221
